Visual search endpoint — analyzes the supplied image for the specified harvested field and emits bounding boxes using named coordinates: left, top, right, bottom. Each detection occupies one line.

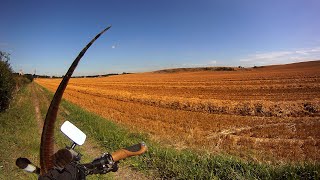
left=35, top=61, right=320, bottom=162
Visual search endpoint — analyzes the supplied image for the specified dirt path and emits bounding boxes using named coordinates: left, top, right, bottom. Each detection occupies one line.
left=30, top=83, right=44, bottom=135
left=31, top=83, right=150, bottom=179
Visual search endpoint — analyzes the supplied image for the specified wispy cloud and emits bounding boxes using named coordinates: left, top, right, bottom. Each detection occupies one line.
left=240, top=47, right=320, bottom=66
left=111, top=41, right=120, bottom=49
left=209, top=60, right=217, bottom=65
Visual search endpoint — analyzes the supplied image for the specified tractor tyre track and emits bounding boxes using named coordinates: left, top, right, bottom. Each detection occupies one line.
left=30, top=83, right=44, bottom=135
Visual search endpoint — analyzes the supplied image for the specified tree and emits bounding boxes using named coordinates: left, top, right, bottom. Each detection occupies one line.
left=0, top=51, right=15, bottom=111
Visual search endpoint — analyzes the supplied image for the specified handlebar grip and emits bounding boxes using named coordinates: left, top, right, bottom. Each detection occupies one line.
left=16, top=157, right=40, bottom=175
left=111, top=142, right=147, bottom=162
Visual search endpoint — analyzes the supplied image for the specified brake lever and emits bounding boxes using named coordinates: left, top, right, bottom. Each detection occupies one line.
left=83, top=153, right=118, bottom=175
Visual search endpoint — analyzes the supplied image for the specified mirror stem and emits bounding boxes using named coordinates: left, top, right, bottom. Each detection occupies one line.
left=71, top=142, right=77, bottom=149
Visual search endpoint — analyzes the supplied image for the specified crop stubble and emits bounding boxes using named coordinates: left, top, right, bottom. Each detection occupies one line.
left=35, top=61, right=320, bottom=162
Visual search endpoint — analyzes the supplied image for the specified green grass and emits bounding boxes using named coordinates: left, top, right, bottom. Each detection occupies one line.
left=32, top=83, right=113, bottom=180
left=0, top=83, right=113, bottom=180
left=0, top=84, right=39, bottom=179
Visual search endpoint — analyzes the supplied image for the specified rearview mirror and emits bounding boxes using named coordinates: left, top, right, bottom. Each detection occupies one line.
left=61, top=121, right=86, bottom=145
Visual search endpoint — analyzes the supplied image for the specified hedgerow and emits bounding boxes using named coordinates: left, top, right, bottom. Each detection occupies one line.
left=0, top=51, right=15, bottom=111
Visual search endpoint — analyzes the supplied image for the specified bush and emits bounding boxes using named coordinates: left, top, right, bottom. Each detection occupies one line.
left=0, top=51, right=15, bottom=111
left=14, top=75, right=31, bottom=91
left=215, top=67, right=235, bottom=71
left=24, top=74, right=34, bottom=82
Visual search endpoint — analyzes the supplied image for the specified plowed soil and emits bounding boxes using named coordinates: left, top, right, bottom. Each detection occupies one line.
left=35, top=61, right=320, bottom=162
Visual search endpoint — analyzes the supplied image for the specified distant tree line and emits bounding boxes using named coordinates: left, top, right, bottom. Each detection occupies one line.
left=33, top=72, right=131, bottom=79
left=155, top=67, right=236, bottom=73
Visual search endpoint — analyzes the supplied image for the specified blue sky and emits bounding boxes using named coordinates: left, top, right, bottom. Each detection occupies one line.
left=1, top=0, right=320, bottom=75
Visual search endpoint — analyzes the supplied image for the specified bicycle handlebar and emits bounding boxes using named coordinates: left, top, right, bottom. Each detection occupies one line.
left=16, top=142, right=148, bottom=176
left=111, top=142, right=147, bottom=162
left=82, top=142, right=147, bottom=175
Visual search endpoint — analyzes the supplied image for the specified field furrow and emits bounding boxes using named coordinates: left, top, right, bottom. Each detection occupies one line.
left=35, top=61, right=320, bottom=162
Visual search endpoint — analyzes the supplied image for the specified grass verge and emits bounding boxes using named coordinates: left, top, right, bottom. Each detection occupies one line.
left=0, top=84, right=39, bottom=179
left=32, top=83, right=113, bottom=180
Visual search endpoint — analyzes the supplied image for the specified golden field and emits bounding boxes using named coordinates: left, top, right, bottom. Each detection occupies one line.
left=35, top=61, right=320, bottom=162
